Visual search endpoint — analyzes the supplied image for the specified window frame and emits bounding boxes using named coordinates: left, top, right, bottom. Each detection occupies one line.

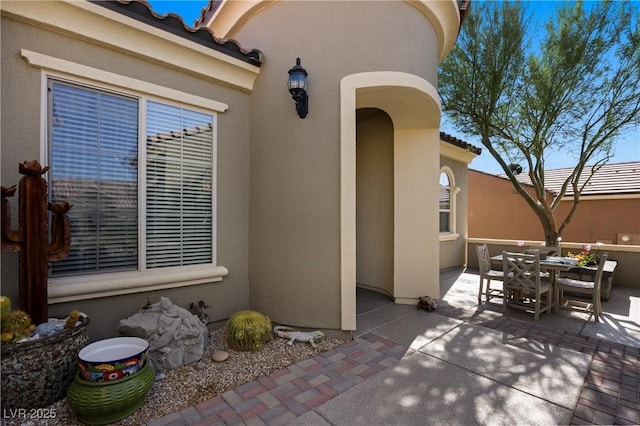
left=439, top=166, right=460, bottom=241
left=31, top=51, right=229, bottom=303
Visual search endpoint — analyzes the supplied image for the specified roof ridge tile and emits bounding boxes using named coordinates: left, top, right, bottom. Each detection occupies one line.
left=92, top=0, right=262, bottom=66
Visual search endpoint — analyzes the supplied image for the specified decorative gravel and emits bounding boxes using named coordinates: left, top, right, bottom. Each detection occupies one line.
left=2, top=326, right=348, bottom=426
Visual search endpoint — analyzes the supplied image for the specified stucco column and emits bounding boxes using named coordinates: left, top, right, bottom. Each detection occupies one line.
left=393, top=128, right=440, bottom=303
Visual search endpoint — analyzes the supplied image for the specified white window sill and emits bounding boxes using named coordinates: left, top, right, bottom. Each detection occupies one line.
left=48, top=265, right=229, bottom=304
left=439, top=233, right=460, bottom=242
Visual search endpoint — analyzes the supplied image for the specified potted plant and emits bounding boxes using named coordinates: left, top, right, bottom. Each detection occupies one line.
left=567, top=248, right=598, bottom=267
left=1, top=160, right=90, bottom=409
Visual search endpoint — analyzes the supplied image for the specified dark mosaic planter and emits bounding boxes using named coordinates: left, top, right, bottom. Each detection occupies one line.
left=1, top=316, right=90, bottom=409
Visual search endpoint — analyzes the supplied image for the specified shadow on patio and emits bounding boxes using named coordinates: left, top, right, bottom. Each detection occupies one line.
left=437, top=267, right=640, bottom=349
left=347, top=268, right=639, bottom=425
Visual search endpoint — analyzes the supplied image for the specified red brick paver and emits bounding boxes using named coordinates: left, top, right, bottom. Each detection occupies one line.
left=437, top=304, right=640, bottom=426
left=148, top=307, right=639, bottom=426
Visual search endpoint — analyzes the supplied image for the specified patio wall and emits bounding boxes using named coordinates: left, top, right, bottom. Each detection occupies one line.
left=468, top=170, right=640, bottom=244
left=467, top=238, right=640, bottom=290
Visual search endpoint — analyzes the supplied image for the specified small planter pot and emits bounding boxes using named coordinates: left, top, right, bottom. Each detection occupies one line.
left=1, top=316, right=90, bottom=409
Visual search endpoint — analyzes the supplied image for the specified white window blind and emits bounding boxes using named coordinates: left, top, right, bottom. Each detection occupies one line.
left=146, top=102, right=213, bottom=268
left=48, top=80, right=214, bottom=278
left=50, top=82, right=139, bottom=276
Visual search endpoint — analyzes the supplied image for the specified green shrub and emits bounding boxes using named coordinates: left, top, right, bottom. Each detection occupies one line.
left=225, top=310, right=272, bottom=352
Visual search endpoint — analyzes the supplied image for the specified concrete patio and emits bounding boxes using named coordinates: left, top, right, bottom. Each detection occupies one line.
left=286, top=268, right=639, bottom=425
left=150, top=267, right=639, bottom=425
left=436, top=267, right=640, bottom=349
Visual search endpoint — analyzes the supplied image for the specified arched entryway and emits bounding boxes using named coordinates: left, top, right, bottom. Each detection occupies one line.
left=356, top=108, right=395, bottom=298
left=340, top=72, right=442, bottom=331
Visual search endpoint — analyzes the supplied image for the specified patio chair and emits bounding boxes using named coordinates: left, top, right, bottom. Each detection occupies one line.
left=476, top=244, right=506, bottom=304
left=553, top=252, right=609, bottom=321
left=502, top=251, right=551, bottom=320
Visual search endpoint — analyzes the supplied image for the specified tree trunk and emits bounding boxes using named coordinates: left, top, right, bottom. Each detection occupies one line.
left=544, top=228, right=559, bottom=248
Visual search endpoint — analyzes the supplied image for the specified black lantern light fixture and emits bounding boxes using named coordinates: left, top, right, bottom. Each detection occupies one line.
left=287, top=57, right=308, bottom=118
left=508, top=163, right=523, bottom=175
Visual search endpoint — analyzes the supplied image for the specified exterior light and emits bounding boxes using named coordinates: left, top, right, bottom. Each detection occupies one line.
left=508, top=163, right=523, bottom=175
left=287, top=57, right=308, bottom=118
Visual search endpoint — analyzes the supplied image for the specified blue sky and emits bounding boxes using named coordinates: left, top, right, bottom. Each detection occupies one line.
left=146, top=0, right=208, bottom=26
left=147, top=0, right=640, bottom=174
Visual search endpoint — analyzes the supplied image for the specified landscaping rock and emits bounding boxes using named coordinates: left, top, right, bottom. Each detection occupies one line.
left=118, top=297, right=208, bottom=371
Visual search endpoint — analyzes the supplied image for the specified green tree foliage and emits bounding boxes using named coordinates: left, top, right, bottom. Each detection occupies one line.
left=440, top=0, right=640, bottom=245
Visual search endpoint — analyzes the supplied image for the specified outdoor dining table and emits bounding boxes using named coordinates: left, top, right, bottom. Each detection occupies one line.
left=490, top=254, right=580, bottom=310
left=490, top=254, right=579, bottom=272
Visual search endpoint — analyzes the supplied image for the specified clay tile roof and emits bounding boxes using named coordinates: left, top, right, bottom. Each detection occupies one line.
left=195, top=0, right=473, bottom=32
left=513, top=161, right=640, bottom=197
left=92, top=0, right=262, bottom=66
left=194, top=0, right=221, bottom=29
left=440, top=131, right=482, bottom=155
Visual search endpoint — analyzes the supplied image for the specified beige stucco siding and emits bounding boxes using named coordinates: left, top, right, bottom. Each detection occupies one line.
left=227, top=1, right=441, bottom=328
left=0, top=15, right=253, bottom=341
left=231, top=1, right=440, bottom=83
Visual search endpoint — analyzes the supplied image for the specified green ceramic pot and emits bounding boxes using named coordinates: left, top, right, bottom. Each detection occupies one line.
left=66, top=362, right=155, bottom=425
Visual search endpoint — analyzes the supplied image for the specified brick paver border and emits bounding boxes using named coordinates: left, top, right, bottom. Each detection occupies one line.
left=149, top=305, right=639, bottom=426
left=436, top=304, right=640, bottom=425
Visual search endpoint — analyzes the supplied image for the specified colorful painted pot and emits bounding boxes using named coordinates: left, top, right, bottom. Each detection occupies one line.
left=78, top=337, right=149, bottom=382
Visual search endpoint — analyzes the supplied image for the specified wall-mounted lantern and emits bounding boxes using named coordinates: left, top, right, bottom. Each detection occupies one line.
left=508, top=163, right=523, bottom=175
left=287, top=57, right=308, bottom=118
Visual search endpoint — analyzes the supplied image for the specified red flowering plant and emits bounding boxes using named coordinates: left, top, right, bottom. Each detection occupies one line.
left=567, top=245, right=597, bottom=267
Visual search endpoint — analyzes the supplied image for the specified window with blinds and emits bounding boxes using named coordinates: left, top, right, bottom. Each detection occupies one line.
left=48, top=80, right=214, bottom=278
left=146, top=102, right=213, bottom=268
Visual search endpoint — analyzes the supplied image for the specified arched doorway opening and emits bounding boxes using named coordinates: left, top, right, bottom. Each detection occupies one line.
left=340, top=72, right=442, bottom=331
left=356, top=108, right=394, bottom=299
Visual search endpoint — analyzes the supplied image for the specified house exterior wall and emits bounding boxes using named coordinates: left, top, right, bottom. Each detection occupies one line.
left=2, top=0, right=465, bottom=338
left=219, top=1, right=444, bottom=329
left=0, top=9, right=254, bottom=341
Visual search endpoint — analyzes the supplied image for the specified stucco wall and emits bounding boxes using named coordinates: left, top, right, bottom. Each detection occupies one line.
left=468, top=170, right=549, bottom=240
left=0, top=15, right=252, bottom=341
left=229, top=1, right=441, bottom=328
left=469, top=170, right=640, bottom=245
left=555, top=198, right=640, bottom=244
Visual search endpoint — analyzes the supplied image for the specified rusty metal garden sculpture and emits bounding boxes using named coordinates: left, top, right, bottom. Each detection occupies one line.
left=1, top=160, right=71, bottom=325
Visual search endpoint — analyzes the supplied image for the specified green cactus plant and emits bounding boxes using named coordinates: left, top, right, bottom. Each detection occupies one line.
left=225, top=310, right=272, bottom=352
left=1, top=309, right=32, bottom=333
left=1, top=309, right=35, bottom=342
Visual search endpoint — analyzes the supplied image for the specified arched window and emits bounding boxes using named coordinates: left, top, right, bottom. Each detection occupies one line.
left=439, top=167, right=457, bottom=236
